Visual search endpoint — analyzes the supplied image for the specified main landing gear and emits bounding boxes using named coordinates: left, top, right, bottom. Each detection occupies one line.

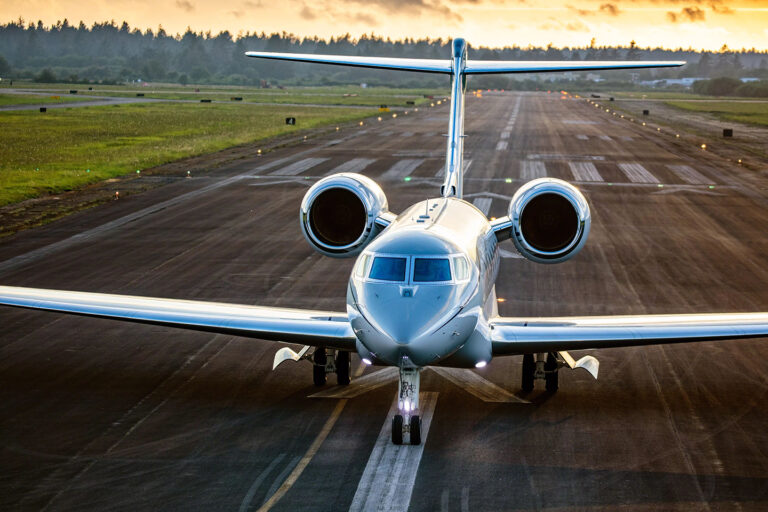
left=392, top=367, right=422, bottom=445
left=521, top=352, right=559, bottom=392
left=312, top=348, right=351, bottom=387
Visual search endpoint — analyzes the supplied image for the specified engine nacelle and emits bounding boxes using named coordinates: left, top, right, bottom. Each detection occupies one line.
left=508, top=178, right=590, bottom=264
left=300, top=173, right=389, bottom=258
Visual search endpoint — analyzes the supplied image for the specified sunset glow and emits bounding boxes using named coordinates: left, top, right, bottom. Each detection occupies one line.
left=2, top=0, right=768, bottom=51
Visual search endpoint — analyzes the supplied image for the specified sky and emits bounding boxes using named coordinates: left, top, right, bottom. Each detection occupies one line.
left=2, top=0, right=768, bottom=51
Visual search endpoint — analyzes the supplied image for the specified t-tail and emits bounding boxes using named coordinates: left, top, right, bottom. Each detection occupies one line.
left=246, top=39, right=684, bottom=199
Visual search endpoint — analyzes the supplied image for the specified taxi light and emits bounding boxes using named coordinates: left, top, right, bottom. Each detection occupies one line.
left=362, top=358, right=372, bottom=365
left=475, top=361, right=487, bottom=368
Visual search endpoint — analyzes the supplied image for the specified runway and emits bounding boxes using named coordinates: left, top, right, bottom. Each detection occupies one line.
left=2, top=91, right=768, bottom=511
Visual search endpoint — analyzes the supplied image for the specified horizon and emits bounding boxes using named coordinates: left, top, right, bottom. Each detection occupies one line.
left=1, top=0, right=768, bottom=53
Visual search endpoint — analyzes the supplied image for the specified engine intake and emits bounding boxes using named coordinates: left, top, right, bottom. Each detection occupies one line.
left=508, top=178, right=590, bottom=264
left=300, top=173, right=389, bottom=258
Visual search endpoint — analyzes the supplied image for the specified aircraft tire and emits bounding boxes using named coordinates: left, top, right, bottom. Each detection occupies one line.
left=522, top=354, right=535, bottom=392
left=392, top=415, right=404, bottom=445
left=336, top=350, right=350, bottom=385
left=313, top=349, right=327, bottom=387
left=545, top=353, right=558, bottom=392
left=410, top=416, right=422, bottom=445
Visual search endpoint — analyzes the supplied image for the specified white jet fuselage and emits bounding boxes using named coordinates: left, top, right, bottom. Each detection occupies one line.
left=347, top=197, right=500, bottom=368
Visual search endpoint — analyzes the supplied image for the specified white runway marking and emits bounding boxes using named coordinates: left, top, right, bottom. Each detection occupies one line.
left=568, top=161, right=603, bottom=182
left=434, top=159, right=472, bottom=178
left=500, top=131, right=510, bottom=139
left=380, top=130, right=393, bottom=137
left=618, top=162, right=659, bottom=183
left=380, top=159, right=424, bottom=180
left=269, top=157, right=329, bottom=176
left=430, top=367, right=528, bottom=403
left=620, top=136, right=633, bottom=141
left=563, top=120, right=599, bottom=125
left=472, top=197, right=492, bottom=215
left=668, top=164, right=711, bottom=185
left=401, top=131, right=414, bottom=137
left=598, top=135, right=612, bottom=141
left=528, top=154, right=605, bottom=161
left=521, top=160, right=547, bottom=180
left=309, top=367, right=398, bottom=399
left=326, top=158, right=376, bottom=175
left=495, top=140, right=508, bottom=151
left=576, top=134, right=589, bottom=141
left=348, top=392, right=439, bottom=512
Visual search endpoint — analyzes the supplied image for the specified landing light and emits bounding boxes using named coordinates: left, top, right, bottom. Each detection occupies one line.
left=359, top=121, right=364, bottom=126
left=392, top=113, right=397, bottom=118
left=701, top=143, right=707, bottom=150
left=475, top=361, right=487, bottom=369
left=362, top=358, right=372, bottom=365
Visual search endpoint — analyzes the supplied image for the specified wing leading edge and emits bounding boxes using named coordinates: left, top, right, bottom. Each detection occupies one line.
left=0, top=286, right=356, bottom=350
left=244, top=52, right=684, bottom=75
left=491, top=313, right=768, bottom=355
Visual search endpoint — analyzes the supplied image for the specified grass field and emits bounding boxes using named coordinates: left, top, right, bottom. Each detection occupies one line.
left=0, top=93, right=90, bottom=106
left=0, top=102, right=370, bottom=206
left=5, top=83, right=446, bottom=107
left=665, top=100, right=768, bottom=127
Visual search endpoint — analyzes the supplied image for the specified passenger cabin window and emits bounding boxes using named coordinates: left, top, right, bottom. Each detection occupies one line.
left=369, top=257, right=407, bottom=282
left=413, top=258, right=451, bottom=282
left=453, top=256, right=469, bottom=281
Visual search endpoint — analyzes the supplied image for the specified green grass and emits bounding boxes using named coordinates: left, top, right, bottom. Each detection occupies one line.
left=0, top=93, right=90, bottom=106
left=665, top=100, right=768, bottom=127
left=0, top=102, right=370, bottom=206
left=6, top=83, right=446, bottom=107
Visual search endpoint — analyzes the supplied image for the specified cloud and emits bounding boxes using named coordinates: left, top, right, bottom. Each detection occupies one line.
left=539, top=18, right=590, bottom=32
left=667, top=6, right=705, bottom=22
left=176, top=0, right=194, bottom=12
left=599, top=3, right=621, bottom=16
left=175, top=0, right=194, bottom=12
left=300, top=5, right=318, bottom=20
left=710, top=3, right=734, bottom=14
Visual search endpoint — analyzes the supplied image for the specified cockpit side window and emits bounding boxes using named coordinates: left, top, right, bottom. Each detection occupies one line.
left=369, top=257, right=407, bottom=282
left=355, top=254, right=371, bottom=278
left=453, top=256, right=469, bottom=281
left=413, top=258, right=451, bottom=282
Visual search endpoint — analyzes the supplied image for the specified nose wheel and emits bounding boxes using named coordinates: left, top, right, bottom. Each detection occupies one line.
left=392, top=367, right=422, bottom=445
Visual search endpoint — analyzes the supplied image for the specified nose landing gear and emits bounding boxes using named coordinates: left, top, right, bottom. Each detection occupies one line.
left=392, top=367, right=422, bottom=445
left=521, top=352, right=559, bottom=392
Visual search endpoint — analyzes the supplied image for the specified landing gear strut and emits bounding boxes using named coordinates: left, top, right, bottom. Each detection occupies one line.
left=312, top=349, right=352, bottom=387
left=520, top=352, right=559, bottom=392
left=392, top=367, right=422, bottom=445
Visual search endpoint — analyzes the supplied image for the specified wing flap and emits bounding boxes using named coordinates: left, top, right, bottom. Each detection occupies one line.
left=244, top=52, right=452, bottom=74
left=465, top=60, right=685, bottom=75
left=0, top=286, right=356, bottom=350
left=491, top=313, right=768, bottom=355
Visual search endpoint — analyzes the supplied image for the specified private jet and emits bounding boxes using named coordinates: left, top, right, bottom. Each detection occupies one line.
left=2, top=38, right=767, bottom=445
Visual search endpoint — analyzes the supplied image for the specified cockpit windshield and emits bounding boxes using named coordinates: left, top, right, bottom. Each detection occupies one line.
left=413, top=258, right=451, bottom=282
left=369, top=257, right=407, bottom=282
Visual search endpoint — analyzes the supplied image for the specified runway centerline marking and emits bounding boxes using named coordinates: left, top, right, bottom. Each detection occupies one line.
left=348, top=392, right=439, bottom=512
left=495, top=140, right=508, bottom=151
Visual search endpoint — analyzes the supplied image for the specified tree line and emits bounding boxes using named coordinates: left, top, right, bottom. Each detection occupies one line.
left=1, top=19, right=768, bottom=90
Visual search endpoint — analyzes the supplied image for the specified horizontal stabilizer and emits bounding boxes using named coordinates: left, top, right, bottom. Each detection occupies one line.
left=245, top=52, right=451, bottom=74
left=465, top=60, right=685, bottom=75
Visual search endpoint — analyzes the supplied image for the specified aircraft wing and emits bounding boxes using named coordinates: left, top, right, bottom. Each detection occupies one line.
left=0, top=286, right=356, bottom=350
left=244, top=52, right=452, bottom=74
left=245, top=52, right=684, bottom=75
left=490, top=313, right=768, bottom=355
left=464, top=60, right=685, bottom=74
